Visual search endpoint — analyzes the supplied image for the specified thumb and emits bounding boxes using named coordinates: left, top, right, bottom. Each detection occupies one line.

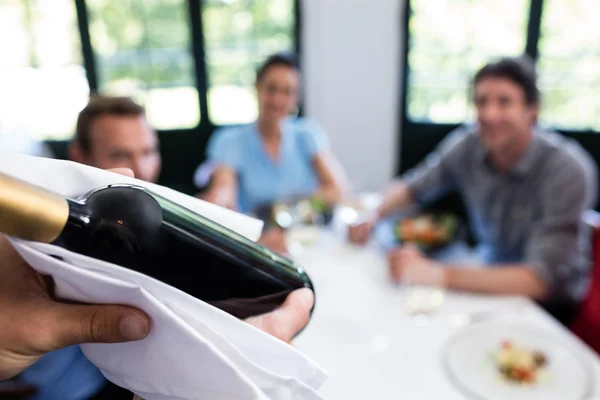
left=48, top=303, right=150, bottom=350
left=401, top=242, right=422, bottom=254
left=402, top=242, right=419, bottom=250
left=245, top=288, right=313, bottom=343
left=268, top=288, right=314, bottom=342
left=280, top=287, right=314, bottom=319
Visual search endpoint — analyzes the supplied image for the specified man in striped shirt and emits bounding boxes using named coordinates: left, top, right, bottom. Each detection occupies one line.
left=349, top=56, right=598, bottom=323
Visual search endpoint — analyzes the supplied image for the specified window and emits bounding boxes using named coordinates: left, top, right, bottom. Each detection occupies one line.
left=0, top=0, right=298, bottom=140
left=406, top=0, right=529, bottom=124
left=0, top=0, right=89, bottom=139
left=87, top=0, right=200, bottom=130
left=404, top=0, right=600, bottom=132
left=537, top=0, right=600, bottom=131
left=202, top=0, right=295, bottom=125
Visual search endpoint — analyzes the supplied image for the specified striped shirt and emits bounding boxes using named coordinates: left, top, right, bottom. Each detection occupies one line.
left=403, top=125, right=598, bottom=303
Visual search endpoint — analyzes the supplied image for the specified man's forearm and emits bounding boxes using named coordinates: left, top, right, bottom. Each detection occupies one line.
left=444, top=264, right=548, bottom=300
left=375, top=181, right=414, bottom=219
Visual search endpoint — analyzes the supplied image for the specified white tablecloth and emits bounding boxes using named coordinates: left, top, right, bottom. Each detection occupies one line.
left=292, top=228, right=600, bottom=400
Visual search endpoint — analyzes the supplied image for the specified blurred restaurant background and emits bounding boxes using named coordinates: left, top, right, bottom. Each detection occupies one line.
left=1, top=0, right=598, bottom=196
left=2, top=1, right=600, bottom=399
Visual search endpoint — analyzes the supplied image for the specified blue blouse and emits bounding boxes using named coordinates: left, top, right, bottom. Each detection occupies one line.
left=206, top=117, right=330, bottom=213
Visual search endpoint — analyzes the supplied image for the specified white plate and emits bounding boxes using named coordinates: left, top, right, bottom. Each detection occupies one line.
left=442, top=321, right=593, bottom=400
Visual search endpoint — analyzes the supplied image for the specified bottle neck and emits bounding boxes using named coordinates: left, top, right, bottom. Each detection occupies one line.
left=65, top=199, right=92, bottom=231
left=0, top=172, right=69, bottom=243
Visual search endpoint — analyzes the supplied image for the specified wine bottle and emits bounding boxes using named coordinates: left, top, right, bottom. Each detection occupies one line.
left=0, top=172, right=314, bottom=320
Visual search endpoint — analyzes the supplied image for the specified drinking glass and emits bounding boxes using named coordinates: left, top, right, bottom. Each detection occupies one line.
left=402, top=263, right=446, bottom=325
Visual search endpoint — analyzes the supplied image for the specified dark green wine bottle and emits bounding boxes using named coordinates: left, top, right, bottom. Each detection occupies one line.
left=0, top=172, right=314, bottom=320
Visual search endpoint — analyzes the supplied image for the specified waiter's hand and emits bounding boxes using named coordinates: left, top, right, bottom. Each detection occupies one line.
left=0, top=166, right=311, bottom=390
left=0, top=168, right=151, bottom=380
left=244, top=288, right=313, bottom=343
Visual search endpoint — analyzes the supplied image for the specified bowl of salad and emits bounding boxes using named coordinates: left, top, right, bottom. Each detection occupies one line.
left=393, top=213, right=459, bottom=250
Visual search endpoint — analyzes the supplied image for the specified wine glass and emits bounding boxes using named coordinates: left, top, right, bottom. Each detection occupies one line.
left=336, top=191, right=382, bottom=237
left=272, top=197, right=322, bottom=256
left=402, top=262, right=446, bottom=326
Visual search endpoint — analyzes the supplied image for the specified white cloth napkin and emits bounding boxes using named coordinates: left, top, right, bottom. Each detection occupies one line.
left=0, top=152, right=328, bottom=400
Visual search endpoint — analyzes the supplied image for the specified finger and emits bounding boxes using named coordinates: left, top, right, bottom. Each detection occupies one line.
left=48, top=303, right=150, bottom=349
left=359, top=223, right=370, bottom=235
left=392, top=249, right=413, bottom=262
left=397, top=244, right=413, bottom=252
left=357, top=226, right=369, bottom=240
left=108, top=168, right=135, bottom=178
left=282, top=287, right=314, bottom=313
left=348, top=226, right=357, bottom=238
left=349, top=226, right=367, bottom=244
left=246, top=288, right=313, bottom=343
left=350, top=223, right=366, bottom=234
left=401, top=243, right=420, bottom=253
left=388, top=252, right=405, bottom=282
left=387, top=248, right=403, bottom=260
left=389, top=263, right=402, bottom=282
left=271, top=288, right=314, bottom=341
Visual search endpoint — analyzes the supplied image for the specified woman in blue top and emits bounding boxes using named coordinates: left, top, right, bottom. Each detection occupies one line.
left=200, top=53, right=347, bottom=214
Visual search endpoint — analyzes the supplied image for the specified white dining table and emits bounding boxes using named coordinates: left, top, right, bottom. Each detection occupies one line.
left=292, top=223, right=600, bottom=400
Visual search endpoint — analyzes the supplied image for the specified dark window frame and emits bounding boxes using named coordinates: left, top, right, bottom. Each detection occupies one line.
left=41, top=0, right=300, bottom=194
left=398, top=0, right=600, bottom=179
left=74, top=0, right=301, bottom=135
